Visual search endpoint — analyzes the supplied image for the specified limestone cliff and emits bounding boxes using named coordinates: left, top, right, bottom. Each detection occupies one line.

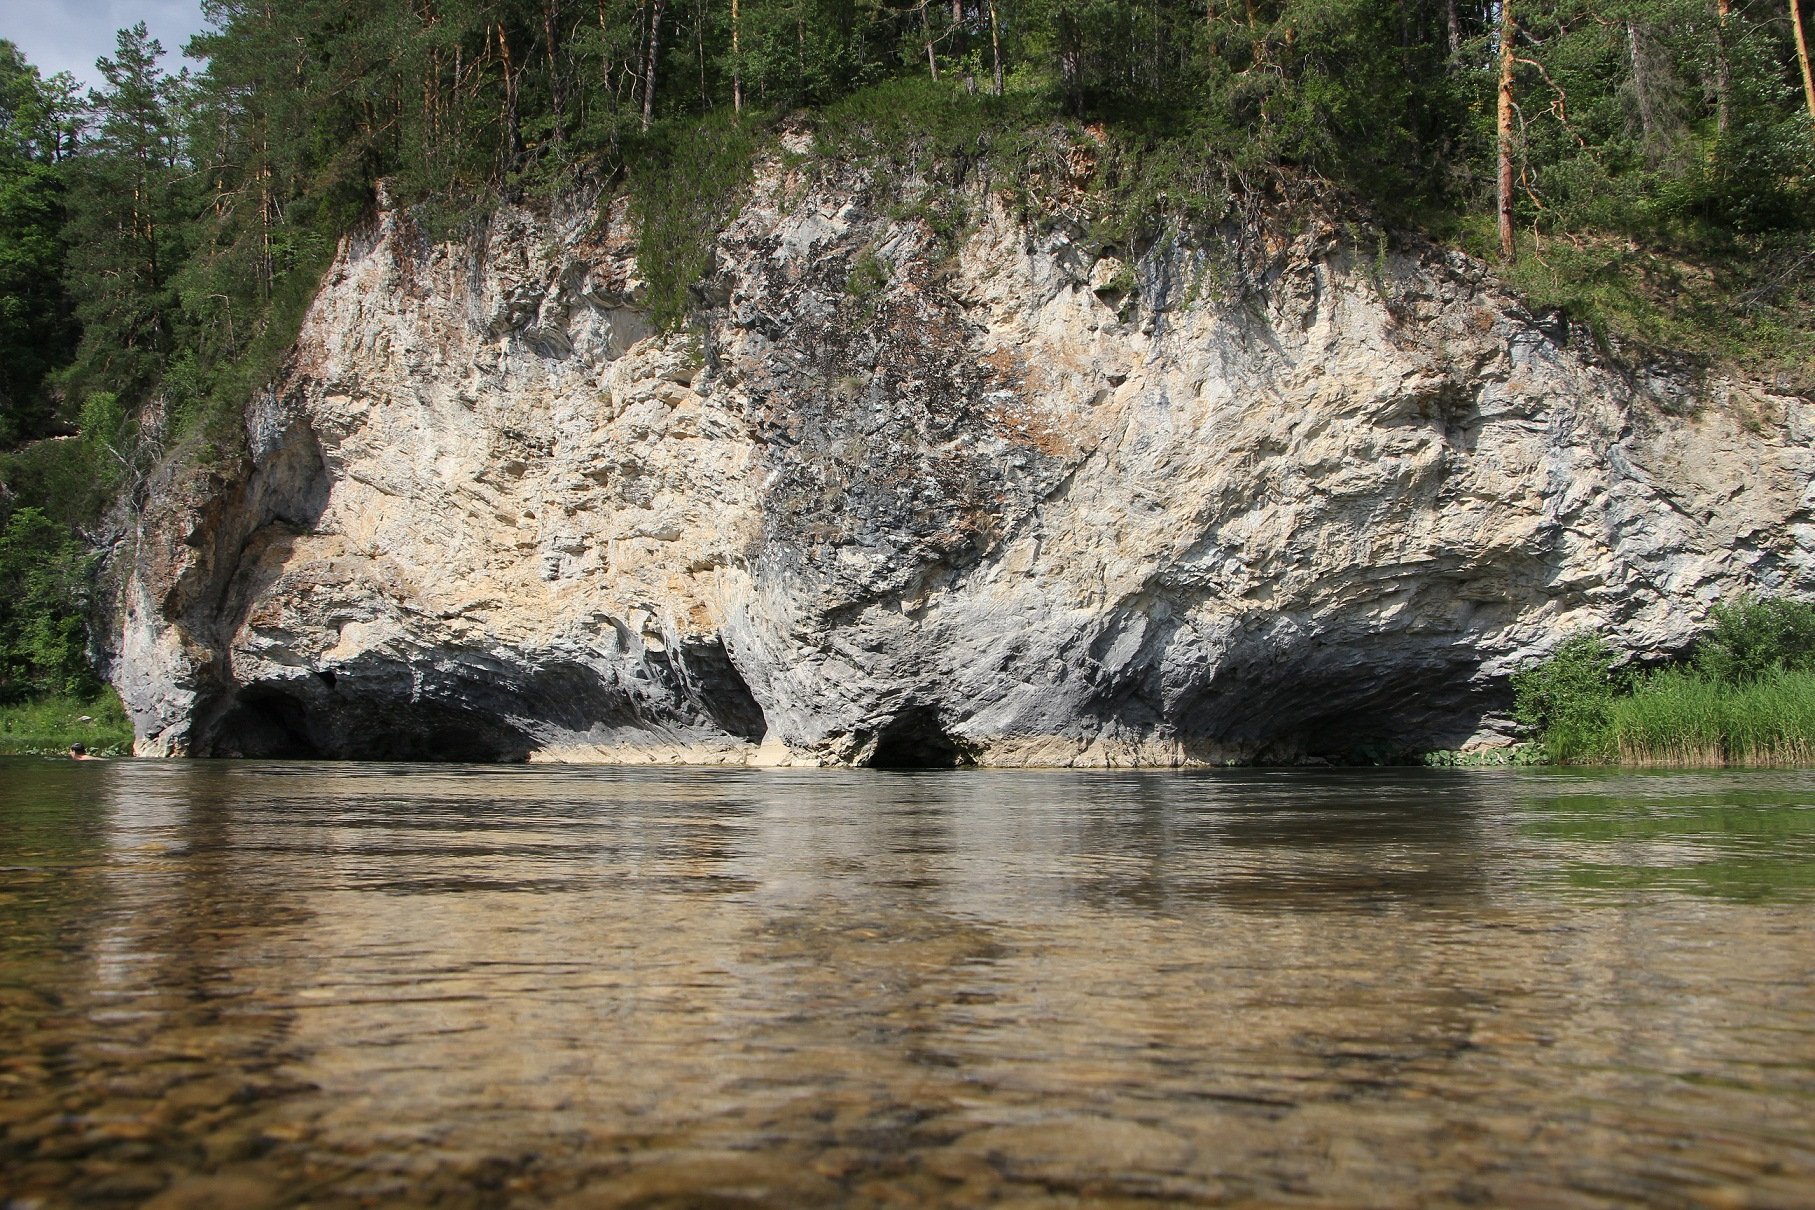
left=110, top=145, right=1815, bottom=765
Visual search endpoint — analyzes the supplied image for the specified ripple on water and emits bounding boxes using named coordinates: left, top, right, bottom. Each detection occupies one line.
left=1, top=760, right=1812, bottom=1207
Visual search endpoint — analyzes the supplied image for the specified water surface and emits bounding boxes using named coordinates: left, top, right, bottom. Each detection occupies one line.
left=2, top=761, right=1812, bottom=1207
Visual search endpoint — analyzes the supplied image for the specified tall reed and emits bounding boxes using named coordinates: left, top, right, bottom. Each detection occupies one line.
left=1610, top=668, right=1815, bottom=767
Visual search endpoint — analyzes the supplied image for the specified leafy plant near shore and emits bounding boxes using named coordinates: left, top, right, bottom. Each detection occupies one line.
left=1516, top=598, right=1815, bottom=767
left=1420, top=744, right=1548, bottom=768
left=0, top=686, right=131, bottom=755
left=1693, top=595, right=1815, bottom=683
left=0, top=506, right=99, bottom=703
left=1512, top=633, right=1626, bottom=764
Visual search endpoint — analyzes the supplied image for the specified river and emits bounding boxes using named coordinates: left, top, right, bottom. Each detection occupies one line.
left=2, top=760, right=1812, bottom=1207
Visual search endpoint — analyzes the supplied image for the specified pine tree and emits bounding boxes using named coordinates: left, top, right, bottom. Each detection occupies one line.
left=61, top=24, right=191, bottom=403
left=0, top=43, right=80, bottom=442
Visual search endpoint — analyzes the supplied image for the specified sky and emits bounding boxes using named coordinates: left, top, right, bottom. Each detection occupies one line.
left=3, top=0, right=211, bottom=90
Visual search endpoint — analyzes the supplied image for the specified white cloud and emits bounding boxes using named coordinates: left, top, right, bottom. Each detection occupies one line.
left=2, top=0, right=210, bottom=90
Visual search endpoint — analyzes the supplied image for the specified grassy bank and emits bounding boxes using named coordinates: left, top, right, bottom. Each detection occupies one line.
left=1514, top=598, right=1815, bottom=768
left=1610, top=669, right=1815, bottom=768
left=0, top=689, right=133, bottom=756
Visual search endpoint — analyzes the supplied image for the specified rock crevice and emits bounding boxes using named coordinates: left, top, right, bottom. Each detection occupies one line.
left=111, top=161, right=1815, bottom=765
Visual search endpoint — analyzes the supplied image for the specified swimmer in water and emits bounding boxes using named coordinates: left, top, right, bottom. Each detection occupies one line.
left=67, top=743, right=98, bottom=760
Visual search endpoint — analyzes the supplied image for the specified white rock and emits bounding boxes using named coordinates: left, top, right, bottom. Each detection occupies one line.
left=109, top=164, right=1815, bottom=766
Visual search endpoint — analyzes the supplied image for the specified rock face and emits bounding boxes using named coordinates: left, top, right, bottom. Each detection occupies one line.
left=111, top=147, right=1815, bottom=765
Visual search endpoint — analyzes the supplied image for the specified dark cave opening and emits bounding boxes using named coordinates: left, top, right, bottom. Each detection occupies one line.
left=339, top=716, right=533, bottom=763
left=207, top=685, right=533, bottom=762
left=210, top=688, right=324, bottom=759
left=868, top=708, right=972, bottom=769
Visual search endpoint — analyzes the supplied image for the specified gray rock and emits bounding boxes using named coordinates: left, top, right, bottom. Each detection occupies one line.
left=107, top=164, right=1815, bottom=766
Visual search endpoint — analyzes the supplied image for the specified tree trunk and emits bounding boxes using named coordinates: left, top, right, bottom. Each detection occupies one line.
left=258, top=123, right=272, bottom=301
left=1058, top=9, right=1081, bottom=110
left=498, top=22, right=522, bottom=167
left=543, top=0, right=565, bottom=146
left=731, top=0, right=742, bottom=112
left=1445, top=0, right=1463, bottom=62
left=1714, top=0, right=1732, bottom=134
left=642, top=0, right=665, bottom=130
left=988, top=0, right=1003, bottom=94
left=923, top=0, right=940, bottom=81
left=1626, top=20, right=1659, bottom=162
left=1794, top=0, right=1815, bottom=127
left=1496, top=0, right=1516, bottom=261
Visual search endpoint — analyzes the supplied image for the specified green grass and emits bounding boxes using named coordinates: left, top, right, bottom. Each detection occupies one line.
left=807, top=76, right=1061, bottom=174
left=1447, top=217, right=1815, bottom=391
left=0, top=688, right=133, bottom=756
left=1514, top=602, right=1815, bottom=767
left=1609, top=667, right=1815, bottom=768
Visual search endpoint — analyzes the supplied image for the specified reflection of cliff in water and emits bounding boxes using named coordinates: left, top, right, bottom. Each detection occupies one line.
left=1068, top=771, right=1495, bottom=915
left=3, top=762, right=1813, bottom=1208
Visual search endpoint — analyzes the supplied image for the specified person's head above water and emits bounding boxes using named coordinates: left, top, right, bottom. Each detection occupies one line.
left=68, top=743, right=87, bottom=758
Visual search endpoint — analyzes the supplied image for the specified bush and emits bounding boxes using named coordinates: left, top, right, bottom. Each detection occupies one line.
left=1514, top=599, right=1815, bottom=767
left=1692, top=595, right=1815, bottom=685
left=0, top=435, right=111, bottom=530
left=0, top=506, right=100, bottom=703
left=625, top=111, right=761, bottom=331
left=1511, top=634, right=1621, bottom=763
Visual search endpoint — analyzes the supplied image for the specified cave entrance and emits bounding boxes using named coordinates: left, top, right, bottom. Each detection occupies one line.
left=342, top=714, right=533, bottom=763
left=206, top=684, right=533, bottom=762
left=867, top=708, right=972, bottom=769
left=209, top=688, right=323, bottom=759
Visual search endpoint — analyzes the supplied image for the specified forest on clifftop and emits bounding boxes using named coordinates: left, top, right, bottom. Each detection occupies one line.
left=1, top=0, right=1813, bottom=714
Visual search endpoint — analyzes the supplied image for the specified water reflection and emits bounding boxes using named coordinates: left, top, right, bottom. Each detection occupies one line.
left=1519, top=770, right=1815, bottom=901
left=1, top=760, right=1812, bottom=1207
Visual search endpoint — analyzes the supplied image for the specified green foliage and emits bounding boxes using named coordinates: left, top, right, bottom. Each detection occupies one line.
left=0, top=41, right=78, bottom=443
left=77, top=392, right=134, bottom=486
left=0, top=686, right=131, bottom=755
left=1515, top=598, right=1815, bottom=767
left=1082, top=129, right=1235, bottom=248
left=1610, top=667, right=1815, bottom=767
left=1512, top=634, right=1622, bottom=763
left=845, top=247, right=890, bottom=300
left=810, top=76, right=1058, bottom=169
left=0, top=437, right=110, bottom=530
left=0, top=507, right=98, bottom=703
left=58, top=24, right=191, bottom=406
left=625, top=111, right=760, bottom=330
left=1483, top=231, right=1815, bottom=385
left=1693, top=595, right=1815, bottom=685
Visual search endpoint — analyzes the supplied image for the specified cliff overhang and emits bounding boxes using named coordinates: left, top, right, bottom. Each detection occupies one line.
left=108, top=154, right=1815, bottom=766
